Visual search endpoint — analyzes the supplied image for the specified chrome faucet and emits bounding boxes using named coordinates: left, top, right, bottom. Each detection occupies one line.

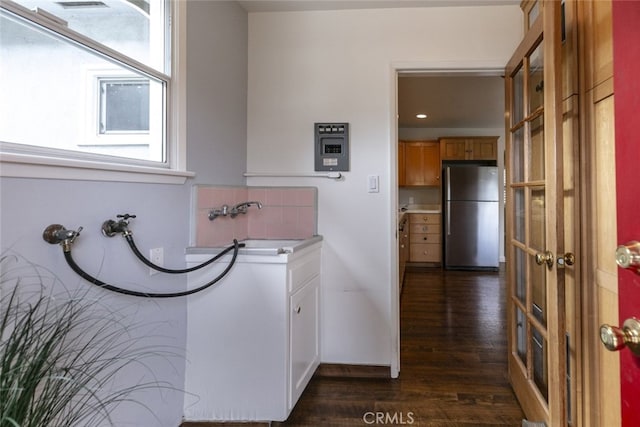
left=230, top=201, right=263, bottom=218
left=209, top=201, right=262, bottom=221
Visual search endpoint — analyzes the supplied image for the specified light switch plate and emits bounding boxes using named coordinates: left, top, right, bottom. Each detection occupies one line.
left=368, top=175, right=379, bottom=193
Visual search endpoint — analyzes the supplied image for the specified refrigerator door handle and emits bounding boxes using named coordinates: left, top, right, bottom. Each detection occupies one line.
left=446, top=166, right=451, bottom=201
left=446, top=203, right=451, bottom=236
left=446, top=166, right=451, bottom=236
left=445, top=167, right=451, bottom=236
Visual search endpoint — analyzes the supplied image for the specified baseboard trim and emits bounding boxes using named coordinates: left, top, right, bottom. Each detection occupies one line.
left=315, top=363, right=390, bottom=378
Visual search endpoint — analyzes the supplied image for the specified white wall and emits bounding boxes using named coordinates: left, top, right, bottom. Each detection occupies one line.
left=0, top=1, right=248, bottom=425
left=246, top=5, right=522, bottom=370
left=186, top=0, right=248, bottom=185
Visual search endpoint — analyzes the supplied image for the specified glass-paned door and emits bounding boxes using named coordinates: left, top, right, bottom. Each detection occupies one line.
left=505, top=2, right=566, bottom=426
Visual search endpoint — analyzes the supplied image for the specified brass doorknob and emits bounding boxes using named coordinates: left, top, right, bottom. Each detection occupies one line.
left=616, top=241, right=640, bottom=271
left=600, top=318, right=640, bottom=356
left=557, top=252, right=575, bottom=267
left=535, top=251, right=554, bottom=269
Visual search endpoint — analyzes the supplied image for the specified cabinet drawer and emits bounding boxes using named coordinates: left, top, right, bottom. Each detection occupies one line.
left=410, top=233, right=441, bottom=244
left=410, top=243, right=442, bottom=262
left=409, top=213, right=441, bottom=224
left=409, top=223, right=441, bottom=234
left=289, top=252, right=321, bottom=293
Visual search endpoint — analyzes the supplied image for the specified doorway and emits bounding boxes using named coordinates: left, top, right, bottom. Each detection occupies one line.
left=394, top=69, right=507, bottom=377
left=396, top=72, right=507, bottom=262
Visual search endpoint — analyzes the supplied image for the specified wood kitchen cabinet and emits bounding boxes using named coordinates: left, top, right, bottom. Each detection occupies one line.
left=439, top=136, right=498, bottom=161
left=408, top=213, right=442, bottom=263
left=400, top=140, right=440, bottom=186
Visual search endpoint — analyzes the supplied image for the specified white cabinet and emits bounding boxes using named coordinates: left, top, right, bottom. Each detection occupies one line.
left=183, top=241, right=321, bottom=422
left=289, top=274, right=320, bottom=408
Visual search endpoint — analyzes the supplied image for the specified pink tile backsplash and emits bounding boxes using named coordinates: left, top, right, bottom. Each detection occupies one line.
left=194, top=185, right=317, bottom=247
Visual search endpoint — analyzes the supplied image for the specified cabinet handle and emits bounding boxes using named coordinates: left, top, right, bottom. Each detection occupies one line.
left=423, top=237, right=428, bottom=241
left=295, top=306, right=301, bottom=314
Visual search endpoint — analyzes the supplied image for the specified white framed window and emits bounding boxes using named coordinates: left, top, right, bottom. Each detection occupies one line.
left=0, top=0, right=190, bottom=182
left=99, top=78, right=150, bottom=134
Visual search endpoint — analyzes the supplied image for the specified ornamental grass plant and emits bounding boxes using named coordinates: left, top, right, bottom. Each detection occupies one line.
left=0, top=252, right=177, bottom=427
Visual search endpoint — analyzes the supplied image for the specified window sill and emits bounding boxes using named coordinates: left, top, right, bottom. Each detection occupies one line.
left=0, top=152, right=195, bottom=184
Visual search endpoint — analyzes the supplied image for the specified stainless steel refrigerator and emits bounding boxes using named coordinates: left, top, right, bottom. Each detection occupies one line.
left=444, top=165, right=499, bottom=270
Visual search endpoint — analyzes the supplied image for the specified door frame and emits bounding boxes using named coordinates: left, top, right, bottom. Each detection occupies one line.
left=576, top=0, right=620, bottom=425
left=390, top=63, right=507, bottom=378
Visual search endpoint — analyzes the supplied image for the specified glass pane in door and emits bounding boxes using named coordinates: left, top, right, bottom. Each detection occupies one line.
left=529, top=43, right=544, bottom=113
left=529, top=115, right=545, bottom=181
left=516, top=306, right=527, bottom=364
left=512, top=66, right=525, bottom=124
left=512, top=126, right=525, bottom=182
left=530, top=188, right=546, bottom=252
left=514, top=188, right=525, bottom=243
left=530, top=253, right=547, bottom=327
left=532, top=327, right=549, bottom=401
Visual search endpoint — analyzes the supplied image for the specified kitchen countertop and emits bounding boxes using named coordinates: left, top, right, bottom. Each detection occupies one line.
left=399, top=204, right=441, bottom=214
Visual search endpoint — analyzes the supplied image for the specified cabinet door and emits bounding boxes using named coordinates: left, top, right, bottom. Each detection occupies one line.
left=404, top=141, right=440, bottom=186
left=398, top=142, right=406, bottom=187
left=422, top=143, right=440, bottom=185
left=404, top=142, right=425, bottom=185
left=289, top=276, right=320, bottom=409
left=440, top=138, right=467, bottom=160
left=468, top=137, right=498, bottom=160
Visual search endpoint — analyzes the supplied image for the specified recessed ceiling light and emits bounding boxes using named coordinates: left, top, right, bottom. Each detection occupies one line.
left=416, top=114, right=427, bottom=119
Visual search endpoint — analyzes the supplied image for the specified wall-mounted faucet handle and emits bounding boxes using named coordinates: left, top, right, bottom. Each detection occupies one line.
left=43, top=224, right=83, bottom=249
left=209, top=205, right=229, bottom=221
left=117, top=213, right=137, bottom=220
left=230, top=201, right=263, bottom=218
left=102, top=214, right=134, bottom=237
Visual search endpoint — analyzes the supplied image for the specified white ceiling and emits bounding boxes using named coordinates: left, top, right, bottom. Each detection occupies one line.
left=398, top=74, right=505, bottom=128
left=238, top=0, right=519, bottom=13
left=238, top=0, right=512, bottom=130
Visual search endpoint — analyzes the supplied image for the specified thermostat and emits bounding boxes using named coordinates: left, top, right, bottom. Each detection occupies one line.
left=314, top=122, right=349, bottom=172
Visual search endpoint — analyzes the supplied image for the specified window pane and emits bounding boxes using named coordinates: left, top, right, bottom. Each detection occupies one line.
left=515, top=247, right=526, bottom=304
left=530, top=251, right=547, bottom=327
left=529, top=188, right=545, bottom=252
left=532, top=327, right=548, bottom=401
left=100, top=79, right=150, bottom=133
left=12, top=0, right=169, bottom=73
left=511, top=126, right=525, bottom=183
left=514, top=188, right=525, bottom=243
left=515, top=306, right=527, bottom=365
left=0, top=8, right=165, bottom=163
left=512, top=65, right=524, bottom=125
left=528, top=1, right=540, bottom=28
left=529, top=115, right=545, bottom=181
left=528, top=43, right=544, bottom=114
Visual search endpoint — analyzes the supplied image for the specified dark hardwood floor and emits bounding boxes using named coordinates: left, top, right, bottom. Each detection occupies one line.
left=183, top=267, right=525, bottom=427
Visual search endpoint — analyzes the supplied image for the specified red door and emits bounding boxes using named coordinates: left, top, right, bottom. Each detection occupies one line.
left=613, top=1, right=640, bottom=426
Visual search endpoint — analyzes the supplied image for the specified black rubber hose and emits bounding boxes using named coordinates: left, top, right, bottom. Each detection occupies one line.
left=124, top=234, right=244, bottom=274
left=62, top=240, right=241, bottom=298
